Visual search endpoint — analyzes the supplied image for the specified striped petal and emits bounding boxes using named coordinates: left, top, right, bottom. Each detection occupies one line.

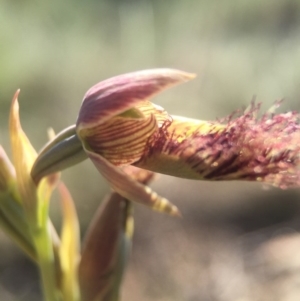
left=79, top=113, right=158, bottom=166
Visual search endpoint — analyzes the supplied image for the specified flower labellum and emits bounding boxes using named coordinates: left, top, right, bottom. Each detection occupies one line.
left=136, top=104, right=300, bottom=189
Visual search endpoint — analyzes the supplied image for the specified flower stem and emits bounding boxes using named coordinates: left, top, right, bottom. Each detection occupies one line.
left=32, top=222, right=61, bottom=301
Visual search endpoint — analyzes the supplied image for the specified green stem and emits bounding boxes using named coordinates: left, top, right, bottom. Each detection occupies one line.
left=32, top=222, right=61, bottom=301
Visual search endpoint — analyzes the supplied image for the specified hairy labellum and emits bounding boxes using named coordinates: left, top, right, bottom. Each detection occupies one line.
left=136, top=103, right=300, bottom=189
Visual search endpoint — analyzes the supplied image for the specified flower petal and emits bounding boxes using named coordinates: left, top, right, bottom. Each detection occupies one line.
left=9, top=90, right=38, bottom=213
left=31, top=125, right=87, bottom=184
left=79, top=113, right=158, bottom=166
left=82, top=144, right=180, bottom=216
left=0, top=145, right=17, bottom=197
left=9, top=90, right=59, bottom=227
left=76, top=68, right=195, bottom=131
left=58, top=182, right=80, bottom=301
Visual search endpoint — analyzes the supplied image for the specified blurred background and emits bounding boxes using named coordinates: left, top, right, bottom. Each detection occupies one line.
left=1, top=0, right=300, bottom=300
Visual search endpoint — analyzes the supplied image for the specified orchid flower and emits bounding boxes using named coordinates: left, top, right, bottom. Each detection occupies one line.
left=31, top=69, right=300, bottom=215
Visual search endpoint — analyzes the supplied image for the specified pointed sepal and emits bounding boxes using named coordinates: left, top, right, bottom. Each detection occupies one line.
left=58, top=182, right=81, bottom=301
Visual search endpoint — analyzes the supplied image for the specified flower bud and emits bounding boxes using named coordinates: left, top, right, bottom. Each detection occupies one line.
left=79, top=193, right=133, bottom=301
left=79, top=166, right=154, bottom=301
